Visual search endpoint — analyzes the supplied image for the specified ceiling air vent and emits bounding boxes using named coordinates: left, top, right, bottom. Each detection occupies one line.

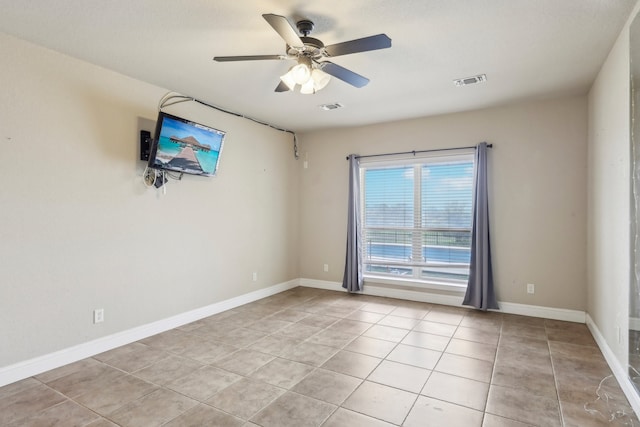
left=453, top=74, right=487, bottom=87
left=319, top=102, right=344, bottom=111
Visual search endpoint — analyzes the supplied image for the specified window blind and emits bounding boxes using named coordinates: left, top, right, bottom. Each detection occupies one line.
left=361, top=154, right=474, bottom=282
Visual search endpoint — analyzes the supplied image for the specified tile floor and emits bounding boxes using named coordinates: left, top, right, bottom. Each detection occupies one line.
left=1, top=287, right=638, bottom=426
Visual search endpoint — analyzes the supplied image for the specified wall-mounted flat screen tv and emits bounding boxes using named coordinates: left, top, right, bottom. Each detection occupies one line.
left=148, top=111, right=226, bottom=177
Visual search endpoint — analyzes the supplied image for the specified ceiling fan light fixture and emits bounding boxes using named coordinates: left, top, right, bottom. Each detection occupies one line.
left=311, top=68, right=330, bottom=91
left=300, top=69, right=331, bottom=94
left=300, top=78, right=316, bottom=94
left=279, top=70, right=297, bottom=91
left=290, top=63, right=311, bottom=85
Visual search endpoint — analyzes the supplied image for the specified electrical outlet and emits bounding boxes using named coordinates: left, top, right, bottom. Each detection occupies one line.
left=323, top=264, right=329, bottom=272
left=93, top=308, right=104, bottom=324
left=252, top=272, right=258, bottom=282
left=527, top=283, right=535, bottom=294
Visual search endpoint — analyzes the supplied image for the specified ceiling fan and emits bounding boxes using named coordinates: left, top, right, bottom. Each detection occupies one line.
left=213, top=14, right=392, bottom=94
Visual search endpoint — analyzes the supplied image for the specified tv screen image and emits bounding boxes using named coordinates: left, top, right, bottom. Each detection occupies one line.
left=148, top=111, right=226, bottom=177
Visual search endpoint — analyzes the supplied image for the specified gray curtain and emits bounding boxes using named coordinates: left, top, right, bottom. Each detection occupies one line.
left=342, top=154, right=363, bottom=292
left=463, top=142, right=498, bottom=310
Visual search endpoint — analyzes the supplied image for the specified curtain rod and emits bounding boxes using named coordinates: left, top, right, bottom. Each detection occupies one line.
left=345, top=143, right=492, bottom=160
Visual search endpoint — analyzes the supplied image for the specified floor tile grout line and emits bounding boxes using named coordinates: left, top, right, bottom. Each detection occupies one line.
left=546, top=321, right=568, bottom=427
left=306, top=299, right=414, bottom=425
left=5, top=288, right=635, bottom=426
left=397, top=388, right=420, bottom=426
left=484, top=317, right=507, bottom=424
left=42, top=377, right=155, bottom=427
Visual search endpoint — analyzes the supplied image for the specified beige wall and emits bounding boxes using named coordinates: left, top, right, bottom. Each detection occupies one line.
left=299, top=96, right=588, bottom=310
left=3, top=4, right=634, bottom=372
left=0, top=33, right=299, bottom=367
left=587, top=3, right=640, bottom=367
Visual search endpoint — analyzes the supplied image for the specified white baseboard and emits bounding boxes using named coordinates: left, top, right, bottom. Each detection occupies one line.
left=586, top=314, right=640, bottom=417
left=299, top=278, right=585, bottom=323
left=630, top=316, right=640, bottom=332
left=0, top=279, right=299, bottom=388
left=498, top=301, right=585, bottom=323
left=300, top=278, right=464, bottom=306
left=0, top=277, right=588, bottom=388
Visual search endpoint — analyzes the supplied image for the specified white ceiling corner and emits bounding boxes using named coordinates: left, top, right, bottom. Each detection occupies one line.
left=0, top=0, right=636, bottom=132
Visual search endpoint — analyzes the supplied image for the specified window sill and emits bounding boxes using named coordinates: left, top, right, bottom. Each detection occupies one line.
left=364, top=274, right=467, bottom=293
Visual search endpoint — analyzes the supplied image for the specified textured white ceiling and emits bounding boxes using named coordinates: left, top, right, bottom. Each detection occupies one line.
left=0, top=0, right=636, bottom=131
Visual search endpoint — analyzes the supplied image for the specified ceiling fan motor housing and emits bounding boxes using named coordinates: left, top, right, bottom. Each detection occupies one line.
left=282, top=20, right=325, bottom=59
left=288, top=36, right=325, bottom=59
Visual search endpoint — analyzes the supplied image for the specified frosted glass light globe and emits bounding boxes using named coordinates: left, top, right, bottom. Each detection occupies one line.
left=290, top=63, right=311, bottom=85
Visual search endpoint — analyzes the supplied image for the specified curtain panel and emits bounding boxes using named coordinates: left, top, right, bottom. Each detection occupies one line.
left=462, top=142, right=498, bottom=310
left=342, top=154, right=363, bottom=292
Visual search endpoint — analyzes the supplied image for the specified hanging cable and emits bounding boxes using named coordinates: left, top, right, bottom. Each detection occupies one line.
left=164, top=171, right=183, bottom=181
left=158, top=92, right=299, bottom=159
left=142, top=166, right=156, bottom=187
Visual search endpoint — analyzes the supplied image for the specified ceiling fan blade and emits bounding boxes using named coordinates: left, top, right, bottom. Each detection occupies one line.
left=324, top=34, right=392, bottom=57
left=275, top=81, right=291, bottom=92
left=262, top=14, right=304, bottom=49
left=213, top=54, right=287, bottom=62
left=321, top=62, right=369, bottom=88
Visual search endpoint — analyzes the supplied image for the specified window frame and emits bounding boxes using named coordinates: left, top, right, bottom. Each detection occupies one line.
left=359, top=151, right=475, bottom=291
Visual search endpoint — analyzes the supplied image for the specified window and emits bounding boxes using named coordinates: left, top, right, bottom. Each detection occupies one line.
left=360, top=153, right=474, bottom=285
